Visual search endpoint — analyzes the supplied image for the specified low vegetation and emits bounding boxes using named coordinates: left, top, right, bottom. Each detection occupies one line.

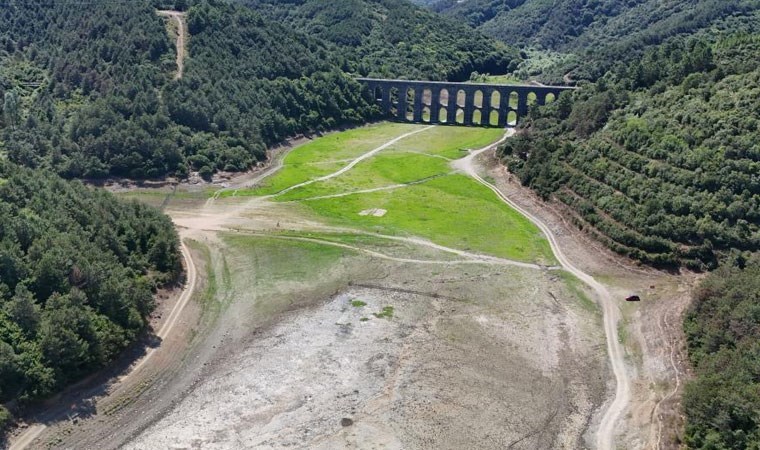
left=250, top=124, right=553, bottom=263
left=0, top=161, right=180, bottom=426
left=683, top=257, right=760, bottom=448
left=372, top=306, right=394, bottom=319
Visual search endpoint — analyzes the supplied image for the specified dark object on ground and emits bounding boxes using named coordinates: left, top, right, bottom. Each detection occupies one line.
left=625, top=295, right=641, bottom=302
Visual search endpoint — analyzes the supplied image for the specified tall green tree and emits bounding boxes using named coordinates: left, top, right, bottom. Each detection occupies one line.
left=3, top=91, right=19, bottom=130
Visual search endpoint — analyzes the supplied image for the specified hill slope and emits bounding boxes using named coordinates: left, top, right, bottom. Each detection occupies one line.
left=424, top=0, right=758, bottom=82
left=499, top=12, right=760, bottom=268
left=469, top=3, right=760, bottom=446
left=239, top=0, right=520, bottom=81
left=0, top=161, right=180, bottom=429
left=0, top=0, right=518, bottom=180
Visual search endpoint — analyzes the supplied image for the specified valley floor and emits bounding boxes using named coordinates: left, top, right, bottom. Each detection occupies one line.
left=5, top=123, right=689, bottom=450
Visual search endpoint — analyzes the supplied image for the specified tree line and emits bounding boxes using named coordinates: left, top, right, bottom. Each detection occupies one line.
left=0, top=161, right=181, bottom=430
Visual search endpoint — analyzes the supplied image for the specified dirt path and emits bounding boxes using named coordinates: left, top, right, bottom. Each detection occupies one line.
left=7, top=240, right=199, bottom=450
left=274, top=126, right=434, bottom=196
left=454, top=133, right=629, bottom=450
left=119, top=240, right=197, bottom=377
left=230, top=230, right=553, bottom=270
left=157, top=10, right=186, bottom=80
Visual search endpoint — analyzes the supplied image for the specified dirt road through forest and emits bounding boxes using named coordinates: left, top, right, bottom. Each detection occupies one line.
left=454, top=133, right=629, bottom=450
left=157, top=10, right=186, bottom=80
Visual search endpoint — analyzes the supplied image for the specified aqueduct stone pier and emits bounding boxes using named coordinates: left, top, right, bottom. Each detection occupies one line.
left=358, top=78, right=574, bottom=127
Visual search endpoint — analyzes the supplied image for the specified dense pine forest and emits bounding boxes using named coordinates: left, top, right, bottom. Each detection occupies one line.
left=684, top=258, right=760, bottom=448
left=239, top=0, right=520, bottom=81
left=0, top=0, right=517, bottom=180
left=0, top=161, right=181, bottom=429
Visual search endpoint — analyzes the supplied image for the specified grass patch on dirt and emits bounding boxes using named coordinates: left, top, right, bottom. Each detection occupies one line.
left=222, top=233, right=351, bottom=285
left=299, top=173, right=555, bottom=264
left=270, top=230, right=464, bottom=261
left=227, top=122, right=419, bottom=197
left=117, top=187, right=212, bottom=209
left=373, top=306, right=394, bottom=319
left=618, top=322, right=628, bottom=345
left=185, top=239, right=233, bottom=322
left=351, top=300, right=367, bottom=307
left=556, top=270, right=599, bottom=313
left=228, top=124, right=553, bottom=263
left=219, top=233, right=364, bottom=320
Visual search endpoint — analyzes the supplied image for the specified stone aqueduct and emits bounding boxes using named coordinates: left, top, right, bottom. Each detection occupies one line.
left=358, top=78, right=574, bottom=127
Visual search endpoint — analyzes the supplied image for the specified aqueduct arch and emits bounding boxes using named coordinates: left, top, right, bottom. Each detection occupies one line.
left=358, top=78, right=574, bottom=127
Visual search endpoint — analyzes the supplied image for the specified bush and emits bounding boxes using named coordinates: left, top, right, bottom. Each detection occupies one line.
left=0, top=406, right=12, bottom=432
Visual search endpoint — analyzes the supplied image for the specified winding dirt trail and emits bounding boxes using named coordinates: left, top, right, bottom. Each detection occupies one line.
left=7, top=240, right=199, bottom=450
left=454, top=132, right=630, bottom=450
left=157, top=10, right=187, bottom=80
left=120, top=240, right=197, bottom=377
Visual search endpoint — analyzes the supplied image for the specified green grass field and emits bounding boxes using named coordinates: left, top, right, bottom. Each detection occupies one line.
left=225, top=122, right=418, bottom=197
left=299, top=174, right=554, bottom=263
left=274, top=126, right=504, bottom=201
left=230, top=122, right=555, bottom=264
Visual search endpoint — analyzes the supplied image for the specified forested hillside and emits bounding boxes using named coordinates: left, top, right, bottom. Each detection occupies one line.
left=423, top=0, right=758, bottom=82
left=0, top=0, right=518, bottom=180
left=238, top=0, right=519, bottom=81
left=0, top=160, right=181, bottom=429
left=499, top=21, right=760, bottom=269
left=683, top=258, right=760, bottom=448
left=464, top=1, right=760, bottom=446
left=0, top=0, right=181, bottom=178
